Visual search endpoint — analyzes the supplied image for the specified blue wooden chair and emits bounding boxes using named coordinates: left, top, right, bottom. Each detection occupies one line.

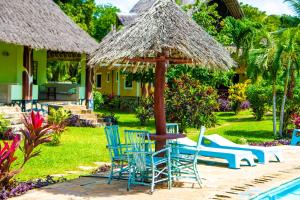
left=170, top=127, right=203, bottom=188
left=104, top=125, right=128, bottom=184
left=166, top=123, right=179, bottom=134
left=124, top=130, right=172, bottom=193
left=291, top=129, right=300, bottom=146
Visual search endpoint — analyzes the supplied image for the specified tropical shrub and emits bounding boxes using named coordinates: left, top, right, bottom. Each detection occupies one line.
left=48, top=108, right=70, bottom=145
left=0, top=135, right=21, bottom=188
left=93, top=90, right=104, bottom=110
left=0, top=114, right=10, bottom=136
left=291, top=114, right=300, bottom=129
left=246, top=84, right=272, bottom=120
left=0, top=111, right=53, bottom=190
left=218, top=98, right=231, bottom=112
left=0, top=176, right=66, bottom=200
left=228, top=80, right=250, bottom=114
left=166, top=75, right=219, bottom=130
left=20, top=111, right=53, bottom=165
left=135, top=96, right=154, bottom=125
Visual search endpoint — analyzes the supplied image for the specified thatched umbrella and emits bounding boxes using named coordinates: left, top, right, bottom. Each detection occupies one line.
left=89, top=0, right=236, bottom=151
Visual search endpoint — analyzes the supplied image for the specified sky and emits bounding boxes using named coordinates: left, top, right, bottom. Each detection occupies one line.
left=96, top=0, right=296, bottom=16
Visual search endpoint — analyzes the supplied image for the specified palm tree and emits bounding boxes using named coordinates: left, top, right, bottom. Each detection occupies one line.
left=247, top=32, right=283, bottom=137
left=285, top=0, right=300, bottom=16
left=278, top=27, right=300, bottom=136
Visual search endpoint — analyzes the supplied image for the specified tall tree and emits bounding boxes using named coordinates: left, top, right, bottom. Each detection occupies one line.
left=278, top=27, right=300, bottom=136
left=247, top=32, right=283, bottom=137
left=285, top=0, right=300, bottom=16
left=93, top=5, right=120, bottom=41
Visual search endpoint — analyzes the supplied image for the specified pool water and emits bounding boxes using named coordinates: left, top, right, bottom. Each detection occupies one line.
left=252, top=178, right=300, bottom=200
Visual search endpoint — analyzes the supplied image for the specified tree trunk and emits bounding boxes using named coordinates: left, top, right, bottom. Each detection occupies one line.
left=154, top=50, right=169, bottom=152
left=279, top=59, right=291, bottom=137
left=272, top=81, right=277, bottom=137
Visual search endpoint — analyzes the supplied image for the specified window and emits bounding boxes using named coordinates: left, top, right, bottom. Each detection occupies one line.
left=116, top=72, right=119, bottom=81
left=96, top=74, right=102, bottom=88
left=107, top=73, right=110, bottom=82
left=125, top=76, right=133, bottom=89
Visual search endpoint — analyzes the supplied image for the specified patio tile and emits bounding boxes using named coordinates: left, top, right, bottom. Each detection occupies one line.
left=12, top=146, right=300, bottom=200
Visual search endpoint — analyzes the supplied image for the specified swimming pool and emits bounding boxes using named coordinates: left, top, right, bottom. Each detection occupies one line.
left=251, top=178, right=300, bottom=200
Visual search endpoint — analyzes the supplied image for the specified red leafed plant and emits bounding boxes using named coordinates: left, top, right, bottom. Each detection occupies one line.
left=20, top=111, right=53, bottom=166
left=291, top=114, right=300, bottom=129
left=0, top=133, right=21, bottom=188
left=0, top=111, right=53, bottom=189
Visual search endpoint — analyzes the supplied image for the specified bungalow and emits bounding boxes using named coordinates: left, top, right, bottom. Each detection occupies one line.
left=0, top=0, right=98, bottom=111
left=95, top=0, right=244, bottom=98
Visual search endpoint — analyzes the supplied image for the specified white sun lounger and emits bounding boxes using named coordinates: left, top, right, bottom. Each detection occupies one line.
left=203, top=134, right=283, bottom=164
left=173, top=127, right=256, bottom=169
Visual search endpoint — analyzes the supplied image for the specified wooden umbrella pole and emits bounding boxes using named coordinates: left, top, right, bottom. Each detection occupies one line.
left=154, top=49, right=169, bottom=152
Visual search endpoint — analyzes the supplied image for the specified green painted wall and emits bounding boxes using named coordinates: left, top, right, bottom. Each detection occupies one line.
left=33, top=49, right=47, bottom=85
left=0, top=41, right=23, bottom=84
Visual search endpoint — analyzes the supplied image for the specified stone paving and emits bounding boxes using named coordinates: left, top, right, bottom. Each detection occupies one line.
left=13, top=146, right=300, bottom=200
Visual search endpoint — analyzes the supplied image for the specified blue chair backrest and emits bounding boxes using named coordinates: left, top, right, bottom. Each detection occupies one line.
left=166, top=123, right=179, bottom=134
left=196, top=126, right=206, bottom=149
left=291, top=129, right=300, bottom=145
left=124, top=130, right=151, bottom=172
left=104, top=125, right=122, bottom=159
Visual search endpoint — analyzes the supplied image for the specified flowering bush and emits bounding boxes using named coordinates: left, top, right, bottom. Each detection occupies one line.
left=217, top=98, right=231, bottom=112
left=228, top=80, right=250, bottom=114
left=240, top=100, right=251, bottom=110
left=0, top=176, right=66, bottom=199
left=291, top=114, right=300, bottom=129
left=249, top=139, right=290, bottom=147
left=166, top=75, right=219, bottom=130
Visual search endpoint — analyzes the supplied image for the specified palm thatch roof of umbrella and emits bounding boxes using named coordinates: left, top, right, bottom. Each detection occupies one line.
left=89, top=0, right=236, bottom=70
left=0, top=0, right=98, bottom=53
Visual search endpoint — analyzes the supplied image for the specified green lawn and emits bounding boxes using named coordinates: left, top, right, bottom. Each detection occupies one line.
left=10, top=110, right=275, bottom=181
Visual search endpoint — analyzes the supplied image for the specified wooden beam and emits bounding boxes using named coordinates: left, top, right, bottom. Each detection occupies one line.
left=124, top=57, right=193, bottom=65
left=22, top=46, right=33, bottom=100
left=85, top=66, right=93, bottom=109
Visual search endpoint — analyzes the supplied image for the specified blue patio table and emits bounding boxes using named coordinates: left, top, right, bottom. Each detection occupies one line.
left=149, top=133, right=186, bottom=156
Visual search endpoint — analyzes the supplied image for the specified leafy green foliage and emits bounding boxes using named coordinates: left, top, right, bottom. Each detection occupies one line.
left=55, top=0, right=119, bottom=41
left=246, top=83, right=272, bottom=120
left=47, top=61, right=82, bottom=83
left=167, top=65, right=235, bottom=88
left=93, top=5, right=120, bottom=41
left=190, top=2, right=222, bottom=37
left=0, top=114, right=10, bottom=134
left=48, top=108, right=71, bottom=145
left=135, top=97, right=154, bottom=126
left=93, top=90, right=104, bottom=110
left=166, top=75, right=219, bottom=130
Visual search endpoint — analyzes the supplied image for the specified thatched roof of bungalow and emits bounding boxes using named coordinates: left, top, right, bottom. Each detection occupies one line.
left=89, top=0, right=236, bottom=70
left=124, top=0, right=244, bottom=21
left=0, top=0, right=98, bottom=53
